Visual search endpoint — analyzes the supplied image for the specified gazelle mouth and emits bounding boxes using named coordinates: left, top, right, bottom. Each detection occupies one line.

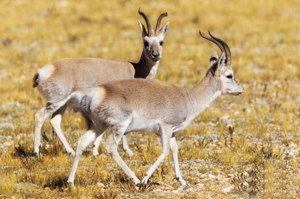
left=150, top=56, right=161, bottom=61
left=151, top=58, right=160, bottom=61
left=233, top=92, right=243, bottom=96
left=223, top=90, right=243, bottom=96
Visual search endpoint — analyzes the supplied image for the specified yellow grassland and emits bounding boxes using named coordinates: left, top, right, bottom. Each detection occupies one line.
left=0, top=0, right=300, bottom=198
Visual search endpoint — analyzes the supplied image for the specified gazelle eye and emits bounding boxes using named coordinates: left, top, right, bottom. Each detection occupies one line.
left=160, top=41, right=164, bottom=46
left=226, top=75, right=233, bottom=79
left=144, top=41, right=149, bottom=47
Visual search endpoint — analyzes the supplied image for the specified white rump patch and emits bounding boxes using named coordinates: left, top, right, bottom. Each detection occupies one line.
left=38, top=64, right=56, bottom=80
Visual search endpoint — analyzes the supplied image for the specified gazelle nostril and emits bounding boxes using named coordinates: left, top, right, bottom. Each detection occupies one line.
left=152, top=52, right=160, bottom=58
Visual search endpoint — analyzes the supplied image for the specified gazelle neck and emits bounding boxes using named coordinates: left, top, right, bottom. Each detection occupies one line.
left=187, top=73, right=222, bottom=117
left=132, top=51, right=160, bottom=80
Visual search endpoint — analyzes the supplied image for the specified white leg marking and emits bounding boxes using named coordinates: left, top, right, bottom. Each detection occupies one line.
left=105, top=132, right=140, bottom=184
left=50, top=105, right=75, bottom=156
left=105, top=118, right=140, bottom=184
left=170, top=137, right=187, bottom=186
left=141, top=125, right=172, bottom=185
left=67, top=123, right=107, bottom=185
left=122, top=135, right=133, bottom=156
left=34, top=97, right=71, bottom=156
left=93, top=133, right=104, bottom=156
left=34, top=107, right=51, bottom=155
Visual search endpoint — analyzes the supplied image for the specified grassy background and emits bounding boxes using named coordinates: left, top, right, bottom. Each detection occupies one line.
left=1, top=0, right=300, bottom=198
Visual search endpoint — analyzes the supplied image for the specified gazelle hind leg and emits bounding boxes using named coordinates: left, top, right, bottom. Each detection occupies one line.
left=50, top=104, right=75, bottom=156
left=141, top=125, right=172, bottom=186
left=122, top=135, right=133, bottom=156
left=34, top=98, right=71, bottom=156
left=81, top=113, right=105, bottom=157
left=105, top=122, right=140, bottom=184
left=93, top=133, right=104, bottom=156
left=170, top=136, right=187, bottom=186
left=93, top=133, right=133, bottom=156
left=67, top=123, right=107, bottom=185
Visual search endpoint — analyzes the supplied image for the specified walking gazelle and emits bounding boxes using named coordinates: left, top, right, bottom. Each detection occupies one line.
left=66, top=31, right=243, bottom=186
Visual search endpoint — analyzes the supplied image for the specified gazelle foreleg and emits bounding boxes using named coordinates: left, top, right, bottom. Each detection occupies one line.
left=170, top=135, right=187, bottom=186
left=141, top=125, right=172, bottom=186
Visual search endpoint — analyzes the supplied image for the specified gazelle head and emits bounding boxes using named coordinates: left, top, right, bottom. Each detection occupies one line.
left=200, top=31, right=244, bottom=95
left=138, top=8, right=169, bottom=62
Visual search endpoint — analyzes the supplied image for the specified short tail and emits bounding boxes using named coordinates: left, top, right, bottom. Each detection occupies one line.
left=32, top=73, right=39, bottom=88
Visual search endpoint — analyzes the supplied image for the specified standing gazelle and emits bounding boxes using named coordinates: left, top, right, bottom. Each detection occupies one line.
left=67, top=31, right=244, bottom=186
left=33, top=9, right=169, bottom=156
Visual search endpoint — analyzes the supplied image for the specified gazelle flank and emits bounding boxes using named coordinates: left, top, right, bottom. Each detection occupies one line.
left=66, top=31, right=243, bottom=186
left=33, top=8, right=169, bottom=157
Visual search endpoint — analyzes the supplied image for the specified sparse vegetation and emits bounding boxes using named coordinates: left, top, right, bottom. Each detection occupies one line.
left=1, top=0, right=300, bottom=198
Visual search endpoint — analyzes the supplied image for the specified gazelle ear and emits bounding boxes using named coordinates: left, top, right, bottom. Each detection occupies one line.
left=138, top=20, right=147, bottom=38
left=208, top=51, right=219, bottom=76
left=211, top=52, right=226, bottom=76
left=209, top=51, right=218, bottom=68
left=210, top=52, right=226, bottom=76
left=218, top=52, right=226, bottom=66
left=159, top=22, right=169, bottom=37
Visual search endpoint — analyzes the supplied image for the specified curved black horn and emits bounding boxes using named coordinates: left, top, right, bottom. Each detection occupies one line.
left=199, top=30, right=226, bottom=53
left=155, top=12, right=168, bottom=31
left=138, top=8, right=152, bottom=35
left=208, top=31, right=231, bottom=65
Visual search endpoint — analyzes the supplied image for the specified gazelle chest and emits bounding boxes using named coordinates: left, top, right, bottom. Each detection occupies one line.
left=146, top=61, right=159, bottom=80
left=172, top=114, right=196, bottom=133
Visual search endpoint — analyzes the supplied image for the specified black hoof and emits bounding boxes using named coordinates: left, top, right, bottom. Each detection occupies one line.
left=138, top=182, right=147, bottom=189
left=33, top=152, right=38, bottom=157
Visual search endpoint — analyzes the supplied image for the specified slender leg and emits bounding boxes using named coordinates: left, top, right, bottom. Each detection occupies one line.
left=122, top=135, right=133, bottom=156
left=50, top=104, right=75, bottom=156
left=92, top=133, right=104, bottom=156
left=67, top=123, right=107, bottom=185
left=141, top=125, right=172, bottom=185
left=80, top=112, right=102, bottom=156
left=34, top=98, right=71, bottom=156
left=34, top=107, right=51, bottom=155
left=170, top=136, right=187, bottom=186
left=105, top=120, right=140, bottom=184
left=93, top=133, right=133, bottom=157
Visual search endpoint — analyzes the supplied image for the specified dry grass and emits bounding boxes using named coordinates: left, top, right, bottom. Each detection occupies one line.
left=1, top=0, right=300, bottom=198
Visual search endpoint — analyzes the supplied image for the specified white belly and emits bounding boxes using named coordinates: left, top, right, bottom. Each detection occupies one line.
left=126, top=112, right=195, bottom=134
left=126, top=112, right=160, bottom=133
